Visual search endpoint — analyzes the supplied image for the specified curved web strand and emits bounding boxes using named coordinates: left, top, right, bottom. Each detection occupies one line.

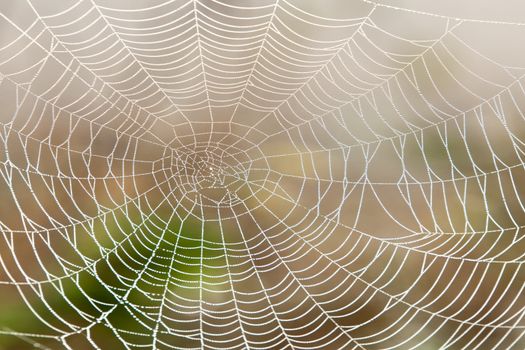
left=0, top=0, right=524, bottom=349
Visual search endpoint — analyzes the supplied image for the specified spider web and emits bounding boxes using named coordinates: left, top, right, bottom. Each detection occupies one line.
left=0, top=0, right=524, bottom=349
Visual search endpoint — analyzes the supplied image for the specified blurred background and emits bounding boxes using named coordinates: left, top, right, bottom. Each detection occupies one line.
left=0, top=0, right=524, bottom=349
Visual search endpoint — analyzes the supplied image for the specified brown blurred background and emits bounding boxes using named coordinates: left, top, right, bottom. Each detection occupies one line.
left=0, top=0, right=524, bottom=349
